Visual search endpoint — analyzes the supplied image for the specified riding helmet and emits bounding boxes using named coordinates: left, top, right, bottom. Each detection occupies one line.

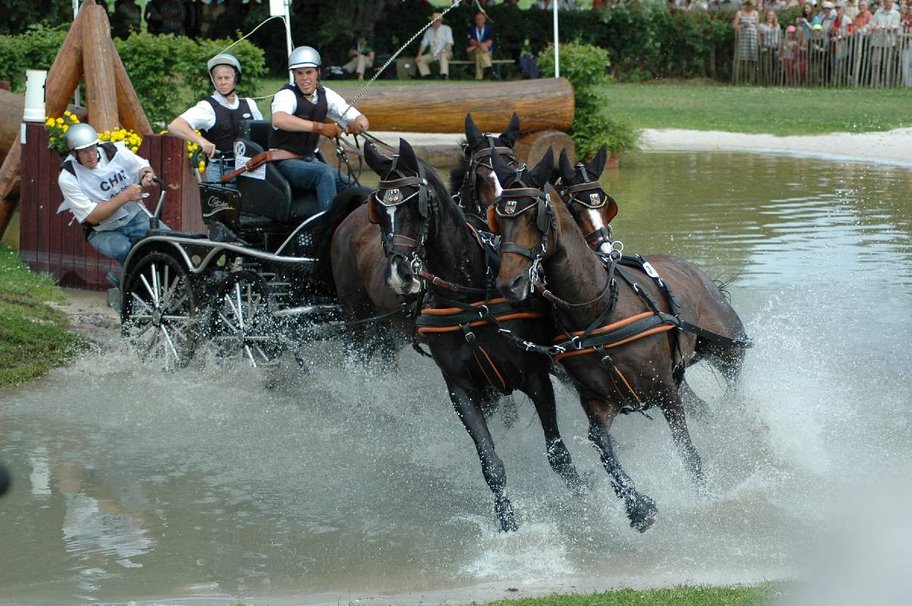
left=288, top=46, right=321, bottom=70
left=65, top=123, right=100, bottom=152
left=207, top=53, right=242, bottom=85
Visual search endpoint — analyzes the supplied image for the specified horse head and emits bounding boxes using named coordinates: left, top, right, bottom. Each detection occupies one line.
left=451, top=112, right=521, bottom=220
left=487, top=147, right=559, bottom=301
left=364, top=138, right=447, bottom=296
left=557, top=146, right=619, bottom=256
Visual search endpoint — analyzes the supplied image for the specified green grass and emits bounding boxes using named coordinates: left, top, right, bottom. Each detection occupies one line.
left=602, top=81, right=912, bottom=136
left=0, top=245, right=88, bottom=387
left=473, top=584, right=781, bottom=605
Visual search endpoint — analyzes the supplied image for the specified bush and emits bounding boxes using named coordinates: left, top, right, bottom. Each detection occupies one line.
left=0, top=28, right=265, bottom=129
left=538, top=42, right=640, bottom=159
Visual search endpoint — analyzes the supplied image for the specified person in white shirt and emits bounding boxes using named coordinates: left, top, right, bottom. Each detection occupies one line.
left=869, top=0, right=901, bottom=85
left=416, top=12, right=454, bottom=79
left=269, top=46, right=369, bottom=211
left=57, top=123, right=160, bottom=268
left=168, top=54, right=263, bottom=183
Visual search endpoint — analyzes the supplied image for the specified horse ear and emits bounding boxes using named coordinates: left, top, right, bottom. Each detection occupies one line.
left=489, top=145, right=513, bottom=186
left=588, top=145, right=608, bottom=178
left=528, top=148, right=555, bottom=188
left=499, top=112, right=520, bottom=148
left=465, top=113, right=483, bottom=149
left=364, top=141, right=391, bottom=177
left=397, top=138, right=420, bottom=174
left=558, top=148, right=575, bottom=184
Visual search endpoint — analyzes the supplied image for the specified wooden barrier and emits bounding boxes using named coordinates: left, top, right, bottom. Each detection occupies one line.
left=18, top=123, right=202, bottom=290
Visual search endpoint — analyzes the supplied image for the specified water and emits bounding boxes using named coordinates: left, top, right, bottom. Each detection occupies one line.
left=1, top=151, right=911, bottom=605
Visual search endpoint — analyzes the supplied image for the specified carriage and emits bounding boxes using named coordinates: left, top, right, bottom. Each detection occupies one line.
left=115, top=120, right=368, bottom=368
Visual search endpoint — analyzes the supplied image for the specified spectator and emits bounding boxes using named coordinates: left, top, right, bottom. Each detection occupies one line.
left=467, top=11, right=495, bottom=80
left=798, top=2, right=817, bottom=37
left=845, top=0, right=861, bottom=18
left=343, top=35, right=375, bottom=81
left=416, top=12, right=454, bottom=80
left=111, top=0, right=141, bottom=38
left=145, top=0, right=184, bottom=35
left=869, top=0, right=901, bottom=85
left=56, top=123, right=162, bottom=271
left=759, top=9, right=782, bottom=78
left=168, top=55, right=263, bottom=184
left=854, top=0, right=874, bottom=30
left=734, top=0, right=761, bottom=81
left=782, top=24, right=806, bottom=83
left=817, top=0, right=839, bottom=28
left=901, top=1, right=912, bottom=85
left=269, top=46, right=369, bottom=212
left=831, top=2, right=854, bottom=82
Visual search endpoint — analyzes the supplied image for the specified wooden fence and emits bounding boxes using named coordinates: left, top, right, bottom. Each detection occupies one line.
left=734, top=28, right=912, bottom=87
left=19, top=122, right=203, bottom=290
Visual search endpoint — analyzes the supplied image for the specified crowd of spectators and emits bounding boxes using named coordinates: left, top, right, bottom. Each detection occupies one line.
left=732, top=0, right=911, bottom=86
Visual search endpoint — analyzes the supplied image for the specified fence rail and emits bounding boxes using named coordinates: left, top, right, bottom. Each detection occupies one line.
left=734, top=29, right=912, bottom=87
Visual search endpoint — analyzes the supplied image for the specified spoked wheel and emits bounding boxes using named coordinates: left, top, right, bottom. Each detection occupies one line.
left=209, top=271, right=282, bottom=367
left=121, top=251, right=198, bottom=369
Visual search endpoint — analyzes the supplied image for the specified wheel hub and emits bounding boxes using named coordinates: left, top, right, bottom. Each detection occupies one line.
left=152, top=308, right=163, bottom=327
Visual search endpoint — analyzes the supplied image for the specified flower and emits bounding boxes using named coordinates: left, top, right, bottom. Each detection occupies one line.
left=186, top=131, right=208, bottom=173
left=45, top=112, right=144, bottom=157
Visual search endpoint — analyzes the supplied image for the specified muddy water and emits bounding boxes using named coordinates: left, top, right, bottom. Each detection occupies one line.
left=1, top=151, right=911, bottom=605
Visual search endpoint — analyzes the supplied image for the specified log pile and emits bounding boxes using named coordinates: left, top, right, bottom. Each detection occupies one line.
left=0, top=0, right=152, bottom=241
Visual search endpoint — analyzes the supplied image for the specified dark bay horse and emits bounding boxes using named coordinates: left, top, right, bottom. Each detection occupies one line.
left=364, top=137, right=588, bottom=532
left=320, top=114, right=522, bottom=362
left=488, top=150, right=750, bottom=531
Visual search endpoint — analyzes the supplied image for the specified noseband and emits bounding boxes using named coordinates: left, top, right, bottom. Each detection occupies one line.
left=369, top=160, right=436, bottom=271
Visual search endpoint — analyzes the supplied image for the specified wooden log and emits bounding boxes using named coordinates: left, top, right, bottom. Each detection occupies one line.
left=514, top=129, right=576, bottom=167
left=45, top=0, right=93, bottom=119
left=111, top=40, right=153, bottom=135
left=82, top=5, right=119, bottom=133
left=0, top=137, right=21, bottom=240
left=331, top=78, right=575, bottom=134
left=0, top=90, right=24, bottom=159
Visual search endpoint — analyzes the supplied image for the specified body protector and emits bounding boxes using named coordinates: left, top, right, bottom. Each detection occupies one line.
left=268, top=84, right=328, bottom=156
left=202, top=97, right=254, bottom=155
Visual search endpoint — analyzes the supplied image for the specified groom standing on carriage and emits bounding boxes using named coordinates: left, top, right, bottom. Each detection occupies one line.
left=269, top=45, right=370, bottom=212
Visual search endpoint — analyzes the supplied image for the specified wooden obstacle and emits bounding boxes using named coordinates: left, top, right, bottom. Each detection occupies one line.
left=1, top=0, right=200, bottom=290
left=331, top=78, right=577, bottom=166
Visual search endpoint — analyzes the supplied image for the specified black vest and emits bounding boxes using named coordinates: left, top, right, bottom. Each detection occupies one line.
left=202, top=96, right=253, bottom=155
left=268, top=84, right=328, bottom=157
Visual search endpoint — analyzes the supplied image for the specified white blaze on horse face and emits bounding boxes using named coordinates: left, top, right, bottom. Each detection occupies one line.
left=587, top=208, right=612, bottom=255
left=384, top=205, right=422, bottom=295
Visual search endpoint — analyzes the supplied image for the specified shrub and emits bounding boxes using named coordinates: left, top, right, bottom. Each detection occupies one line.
left=538, top=42, right=640, bottom=159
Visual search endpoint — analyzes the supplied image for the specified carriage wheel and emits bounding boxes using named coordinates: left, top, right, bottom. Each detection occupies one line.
left=121, top=251, right=198, bottom=369
left=209, top=271, right=281, bottom=367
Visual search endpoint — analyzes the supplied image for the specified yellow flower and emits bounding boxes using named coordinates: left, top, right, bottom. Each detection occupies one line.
left=56, top=117, right=64, bottom=125
left=131, top=146, right=139, bottom=153
left=70, top=114, right=79, bottom=123
left=62, top=124, right=69, bottom=132
left=45, top=117, right=55, bottom=127
left=198, top=161, right=206, bottom=173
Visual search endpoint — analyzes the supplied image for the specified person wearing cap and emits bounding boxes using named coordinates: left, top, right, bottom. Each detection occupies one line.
left=57, top=123, right=161, bottom=269
left=416, top=12, right=454, bottom=79
left=270, top=45, right=369, bottom=212
left=168, top=54, right=263, bottom=184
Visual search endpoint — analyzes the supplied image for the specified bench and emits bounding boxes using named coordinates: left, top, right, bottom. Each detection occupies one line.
left=395, top=56, right=514, bottom=80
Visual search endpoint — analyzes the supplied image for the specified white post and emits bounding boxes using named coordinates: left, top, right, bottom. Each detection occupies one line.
left=552, top=1, right=560, bottom=78
left=269, top=0, right=294, bottom=84
left=23, top=70, right=48, bottom=122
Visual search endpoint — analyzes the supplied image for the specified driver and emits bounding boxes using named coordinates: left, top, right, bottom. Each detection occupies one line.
left=168, top=53, right=263, bottom=183
left=269, top=45, right=370, bottom=212
left=57, top=123, right=162, bottom=271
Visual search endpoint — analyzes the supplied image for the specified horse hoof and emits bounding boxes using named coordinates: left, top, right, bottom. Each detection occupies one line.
left=627, top=494, right=658, bottom=533
left=495, top=496, right=519, bottom=533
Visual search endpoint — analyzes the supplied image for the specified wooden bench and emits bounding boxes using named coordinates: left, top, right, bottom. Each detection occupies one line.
left=447, top=59, right=514, bottom=79
left=395, top=57, right=514, bottom=80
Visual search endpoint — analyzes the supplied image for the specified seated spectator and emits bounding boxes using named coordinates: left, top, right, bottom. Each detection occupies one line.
left=466, top=11, right=495, bottom=80
left=416, top=12, right=454, bottom=80
left=343, top=35, right=375, bottom=81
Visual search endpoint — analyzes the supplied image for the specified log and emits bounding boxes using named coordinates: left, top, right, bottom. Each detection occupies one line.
left=331, top=78, right=575, bottom=134
left=44, top=0, right=92, bottom=118
left=0, top=137, right=21, bottom=241
left=514, top=129, right=576, bottom=167
left=81, top=5, right=119, bottom=132
left=0, top=90, right=24, bottom=159
left=111, top=40, right=153, bottom=135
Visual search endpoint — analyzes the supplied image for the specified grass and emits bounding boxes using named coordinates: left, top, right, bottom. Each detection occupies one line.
left=473, top=584, right=781, bottom=605
left=0, top=245, right=88, bottom=387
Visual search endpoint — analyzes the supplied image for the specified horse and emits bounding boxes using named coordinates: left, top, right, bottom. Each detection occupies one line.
left=487, top=149, right=750, bottom=531
left=363, top=137, right=588, bottom=532
left=319, top=113, right=523, bottom=363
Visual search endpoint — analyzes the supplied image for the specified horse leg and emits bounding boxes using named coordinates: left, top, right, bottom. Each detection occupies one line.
left=679, top=379, right=712, bottom=420
left=525, top=374, right=589, bottom=496
left=583, top=398, right=658, bottom=532
left=659, top=390, right=707, bottom=492
left=449, top=385, right=518, bottom=532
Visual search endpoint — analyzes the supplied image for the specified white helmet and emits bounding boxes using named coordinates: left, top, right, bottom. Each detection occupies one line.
left=65, top=123, right=100, bottom=152
left=207, top=53, right=242, bottom=84
left=288, top=46, right=321, bottom=70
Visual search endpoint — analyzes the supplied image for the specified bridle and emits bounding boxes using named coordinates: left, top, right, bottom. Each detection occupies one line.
left=455, top=136, right=518, bottom=217
left=487, top=170, right=557, bottom=295
left=557, top=164, right=619, bottom=254
left=368, top=157, right=437, bottom=275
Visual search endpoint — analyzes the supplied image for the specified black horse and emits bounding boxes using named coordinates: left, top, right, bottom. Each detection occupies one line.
left=364, top=137, right=588, bottom=532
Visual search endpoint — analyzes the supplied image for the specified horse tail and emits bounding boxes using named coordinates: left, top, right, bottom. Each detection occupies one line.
left=313, top=186, right=370, bottom=291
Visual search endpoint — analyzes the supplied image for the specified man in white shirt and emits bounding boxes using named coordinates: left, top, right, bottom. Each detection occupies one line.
left=416, top=12, right=454, bottom=80
left=269, top=45, right=369, bottom=211
left=869, top=0, right=901, bottom=85
left=168, top=54, right=263, bottom=183
left=57, top=123, right=159, bottom=268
